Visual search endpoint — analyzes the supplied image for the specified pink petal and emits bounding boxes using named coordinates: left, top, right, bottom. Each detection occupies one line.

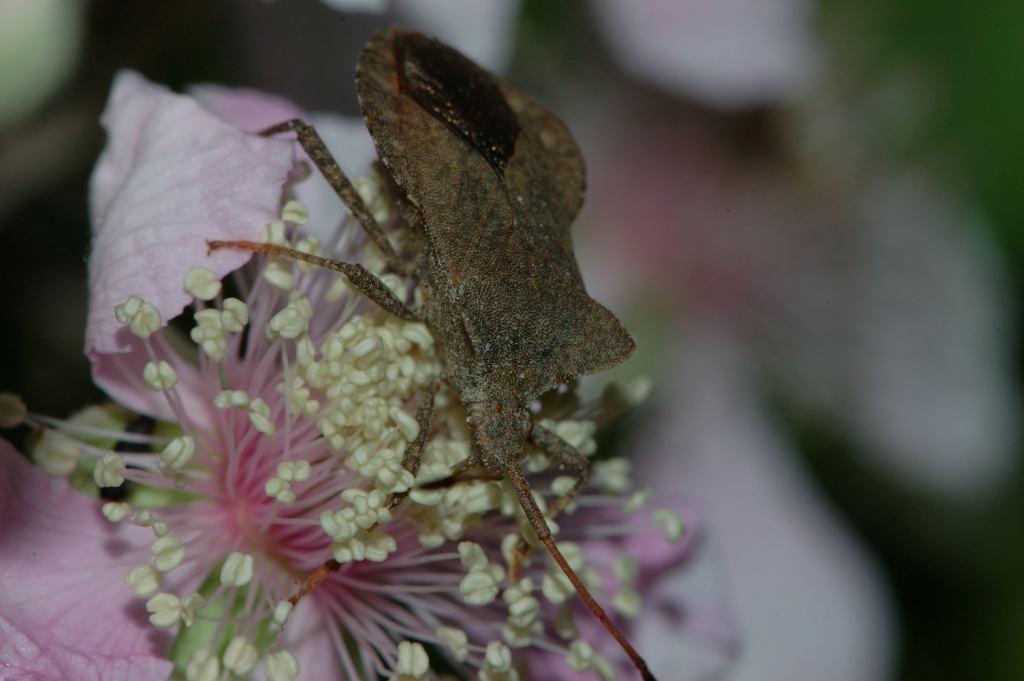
left=632, top=338, right=895, bottom=681
left=192, top=86, right=378, bottom=246
left=86, top=70, right=295, bottom=417
left=0, top=440, right=172, bottom=681
left=189, top=84, right=306, bottom=134
left=593, top=0, right=819, bottom=108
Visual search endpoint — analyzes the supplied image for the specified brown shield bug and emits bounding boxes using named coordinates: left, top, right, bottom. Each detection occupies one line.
left=211, top=28, right=655, bottom=680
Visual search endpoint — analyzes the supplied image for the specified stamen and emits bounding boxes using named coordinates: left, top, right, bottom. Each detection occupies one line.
left=185, top=649, right=220, bottom=681
left=94, top=451, right=126, bottom=487
left=223, top=635, right=259, bottom=675
left=146, top=592, right=182, bottom=628
left=393, top=640, right=429, bottom=679
left=114, top=295, right=161, bottom=338
left=436, top=626, right=469, bottom=662
left=184, top=267, right=222, bottom=301
left=652, top=509, right=685, bottom=541
left=151, top=535, right=185, bottom=572
left=265, top=648, right=301, bottom=681
left=220, top=552, right=255, bottom=587
left=125, top=564, right=160, bottom=596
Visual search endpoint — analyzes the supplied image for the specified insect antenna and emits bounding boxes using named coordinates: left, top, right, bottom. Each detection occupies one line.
left=505, top=464, right=657, bottom=681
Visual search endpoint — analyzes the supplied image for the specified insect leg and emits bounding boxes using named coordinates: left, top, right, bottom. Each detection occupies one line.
left=386, top=381, right=440, bottom=511
left=207, top=240, right=419, bottom=322
left=529, top=423, right=590, bottom=519
left=505, top=463, right=657, bottom=681
left=508, top=423, right=589, bottom=580
left=261, top=119, right=414, bottom=276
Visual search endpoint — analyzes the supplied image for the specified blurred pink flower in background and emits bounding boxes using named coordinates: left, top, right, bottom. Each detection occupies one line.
left=592, top=0, right=820, bottom=108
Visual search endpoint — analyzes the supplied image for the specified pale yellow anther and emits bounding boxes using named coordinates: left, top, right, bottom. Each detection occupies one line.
left=186, top=649, right=220, bottom=681
left=463, top=482, right=501, bottom=514
left=115, top=295, right=161, bottom=338
left=550, top=476, right=576, bottom=497
left=484, top=641, right=513, bottom=672
left=223, top=635, right=258, bottom=675
left=190, top=309, right=227, bottom=361
left=436, top=626, right=469, bottom=662
left=594, top=457, right=631, bottom=494
left=145, top=592, right=181, bottom=628
left=277, top=459, right=311, bottom=482
left=390, top=406, right=420, bottom=442
left=184, top=267, right=221, bottom=300
left=613, top=588, right=642, bottom=618
left=281, top=199, right=310, bottom=225
left=267, top=302, right=310, bottom=340
left=542, top=571, right=574, bottom=605
left=152, top=521, right=169, bottom=537
left=400, top=323, right=433, bottom=349
left=180, top=592, right=204, bottom=627
left=220, top=552, right=254, bottom=587
left=460, top=570, right=499, bottom=605
left=143, top=360, right=178, bottom=391
left=273, top=600, right=293, bottom=626
left=394, top=640, right=430, bottom=678
left=380, top=273, right=407, bottom=300
left=160, top=435, right=195, bottom=471
left=354, top=173, right=392, bottom=223
left=94, top=451, right=126, bottom=487
left=221, top=297, right=248, bottom=332
left=541, top=418, right=597, bottom=457
left=623, top=487, right=652, bottom=514
left=249, top=397, right=276, bottom=436
left=263, top=260, right=295, bottom=290
left=125, top=564, right=160, bottom=596
left=350, top=335, right=382, bottom=360
left=102, top=502, right=132, bottom=522
left=652, top=509, right=685, bottom=541
left=265, top=477, right=295, bottom=505
left=611, top=556, right=637, bottom=585
left=151, top=535, right=185, bottom=572
left=565, top=639, right=595, bottom=672
left=459, top=541, right=489, bottom=572
left=261, top=219, right=288, bottom=245
left=134, top=509, right=154, bottom=526
left=324, top=275, right=349, bottom=303
left=33, top=429, right=81, bottom=476
left=504, top=580, right=540, bottom=630
left=331, top=529, right=397, bottom=564
left=214, top=389, right=249, bottom=409
left=266, top=648, right=301, bottom=681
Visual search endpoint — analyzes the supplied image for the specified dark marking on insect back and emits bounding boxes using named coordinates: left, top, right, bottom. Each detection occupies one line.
left=393, top=31, right=520, bottom=180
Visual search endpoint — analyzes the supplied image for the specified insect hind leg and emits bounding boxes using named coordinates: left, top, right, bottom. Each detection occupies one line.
left=508, top=422, right=589, bottom=580
left=261, top=118, right=414, bottom=277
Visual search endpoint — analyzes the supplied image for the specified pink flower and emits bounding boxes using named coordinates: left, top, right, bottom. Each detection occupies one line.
left=0, top=440, right=172, bottom=681
left=9, top=70, right=707, bottom=680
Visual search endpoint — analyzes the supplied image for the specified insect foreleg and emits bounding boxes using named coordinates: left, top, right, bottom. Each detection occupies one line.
left=261, top=118, right=414, bottom=276
left=207, top=240, right=419, bottom=322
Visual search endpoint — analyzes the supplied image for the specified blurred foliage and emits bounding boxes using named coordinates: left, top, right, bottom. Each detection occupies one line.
left=820, top=0, right=1024, bottom=253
